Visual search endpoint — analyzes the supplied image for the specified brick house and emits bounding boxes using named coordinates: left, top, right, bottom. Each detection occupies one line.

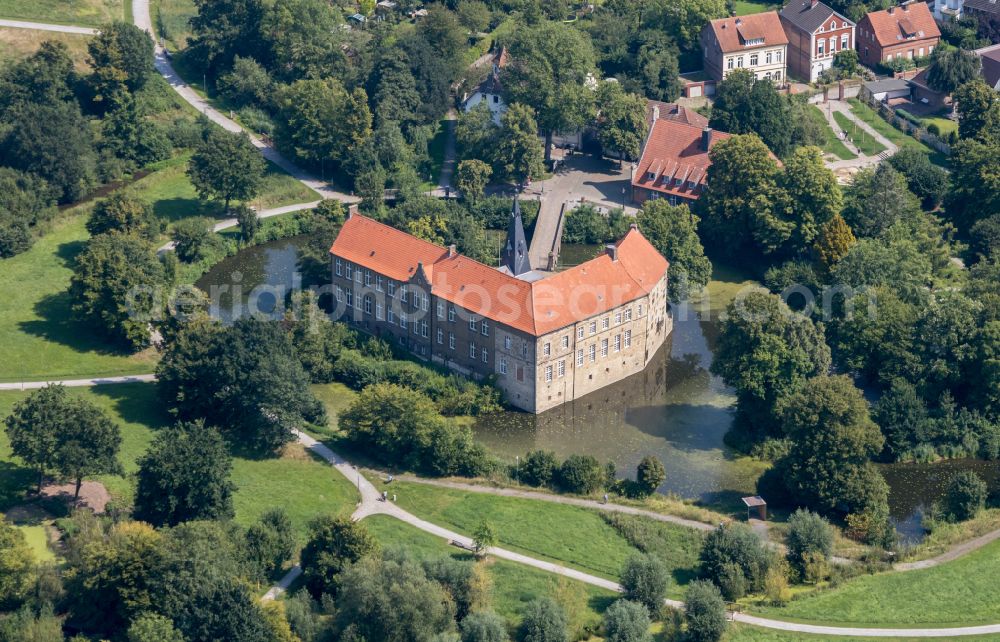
left=701, top=12, right=789, bottom=83
left=328, top=204, right=672, bottom=414
left=856, top=2, right=941, bottom=68
left=780, top=0, right=856, bottom=81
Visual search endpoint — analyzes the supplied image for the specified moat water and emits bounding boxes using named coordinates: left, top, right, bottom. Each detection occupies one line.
left=196, top=236, right=999, bottom=537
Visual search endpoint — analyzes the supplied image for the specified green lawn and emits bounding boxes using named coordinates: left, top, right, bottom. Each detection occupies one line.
left=0, top=28, right=93, bottom=71
left=832, top=110, right=887, bottom=157
left=0, top=383, right=358, bottom=541
left=920, top=114, right=958, bottom=137
left=16, top=525, right=55, bottom=562
left=364, top=514, right=617, bottom=628
left=806, top=105, right=856, bottom=161
left=0, top=0, right=122, bottom=26
left=751, top=538, right=1000, bottom=627
left=846, top=99, right=950, bottom=167
left=732, top=0, right=779, bottom=15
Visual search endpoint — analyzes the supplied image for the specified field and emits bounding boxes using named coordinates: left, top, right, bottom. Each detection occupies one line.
left=832, top=110, right=887, bottom=157
left=806, top=105, right=856, bottom=161
left=847, top=99, right=949, bottom=167
left=386, top=481, right=703, bottom=597
left=364, top=514, right=616, bottom=629
left=0, top=28, right=92, bottom=71
left=751, top=538, right=1000, bottom=627
left=0, top=383, right=359, bottom=541
left=152, top=0, right=196, bottom=51
left=0, top=0, right=122, bottom=26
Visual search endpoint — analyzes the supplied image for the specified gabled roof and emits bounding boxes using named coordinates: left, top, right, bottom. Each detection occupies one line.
left=706, top=12, right=789, bottom=53
left=860, top=2, right=940, bottom=47
left=779, top=0, right=853, bottom=34
left=632, top=119, right=731, bottom=199
left=329, top=214, right=669, bottom=337
left=977, top=44, right=1000, bottom=89
left=645, top=100, right=709, bottom=130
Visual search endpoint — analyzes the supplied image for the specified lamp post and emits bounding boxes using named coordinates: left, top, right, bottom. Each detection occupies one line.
left=515, top=455, right=520, bottom=485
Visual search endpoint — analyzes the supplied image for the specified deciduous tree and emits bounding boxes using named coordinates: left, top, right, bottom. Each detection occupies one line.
left=684, top=580, right=727, bottom=642
left=518, top=597, right=568, bottom=642
left=603, top=599, right=651, bottom=642
left=300, top=515, right=379, bottom=598
left=637, top=200, right=712, bottom=301
left=595, top=82, right=648, bottom=161
left=456, top=159, right=492, bottom=203
left=87, top=193, right=158, bottom=240
left=494, top=103, right=545, bottom=184
left=187, top=129, right=265, bottom=212
left=926, top=45, right=982, bottom=95
left=620, top=553, right=669, bottom=613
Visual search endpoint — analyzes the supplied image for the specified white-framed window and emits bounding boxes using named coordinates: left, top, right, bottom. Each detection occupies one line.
left=335, top=286, right=343, bottom=303
left=335, top=258, right=342, bottom=276
left=449, top=333, right=455, bottom=349
left=602, top=317, right=610, bottom=330
left=749, top=53, right=758, bottom=66
left=376, top=275, right=383, bottom=292
left=777, top=50, right=782, bottom=62
left=400, top=285, right=408, bottom=302
left=448, top=306, right=456, bottom=322
left=364, top=295, right=372, bottom=315
left=364, top=270, right=371, bottom=287
left=647, top=171, right=656, bottom=181
left=601, top=338, right=609, bottom=357
left=737, top=56, right=744, bottom=67
left=481, top=320, right=489, bottom=336
left=842, top=34, right=849, bottom=50
left=818, top=39, right=824, bottom=55
left=766, top=51, right=772, bottom=64
left=345, top=263, right=352, bottom=280
left=557, top=360, right=565, bottom=377
left=470, top=342, right=477, bottom=358
left=422, top=293, right=429, bottom=312
left=625, top=329, right=632, bottom=348
left=437, top=302, right=444, bottom=318
left=399, top=312, right=407, bottom=329
left=504, top=335, right=512, bottom=350
left=638, top=304, right=644, bottom=316
left=376, top=301, right=383, bottom=320
left=727, top=57, right=734, bottom=70
left=561, top=335, right=569, bottom=349
left=469, top=315, right=477, bottom=331
left=614, top=311, right=622, bottom=325
left=388, top=308, right=395, bottom=324
left=577, top=349, right=584, bottom=366
left=482, top=348, right=488, bottom=363
left=500, top=357, right=508, bottom=375
left=829, top=36, right=835, bottom=54
left=421, top=321, right=428, bottom=338
left=545, top=365, right=553, bottom=382
left=589, top=321, right=597, bottom=334
left=543, top=342, right=551, bottom=357
left=355, top=269, right=362, bottom=284
left=346, top=289, right=353, bottom=307
left=614, top=334, right=621, bottom=353
left=412, top=319, right=419, bottom=334
left=625, top=308, right=632, bottom=321
left=842, top=20, right=848, bottom=27
left=387, top=281, right=395, bottom=296
left=589, top=344, right=596, bottom=362
left=577, top=326, right=584, bottom=339
left=437, top=328, right=443, bottom=344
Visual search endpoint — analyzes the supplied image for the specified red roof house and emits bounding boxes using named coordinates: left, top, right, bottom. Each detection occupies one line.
left=631, top=118, right=731, bottom=206
left=856, top=2, right=941, bottom=67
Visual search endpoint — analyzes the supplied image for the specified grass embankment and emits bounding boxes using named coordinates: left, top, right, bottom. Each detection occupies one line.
left=806, top=105, right=856, bottom=161
left=846, top=98, right=949, bottom=167
left=751, top=538, right=1000, bottom=627
left=0, top=28, right=93, bottom=71
left=0, top=383, right=359, bottom=542
left=364, top=514, right=617, bottom=628
left=152, top=0, right=195, bottom=51
left=0, top=0, right=122, bottom=26
left=832, top=110, right=888, bottom=157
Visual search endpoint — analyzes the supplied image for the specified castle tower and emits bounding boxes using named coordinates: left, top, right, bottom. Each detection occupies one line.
left=501, top=197, right=531, bottom=276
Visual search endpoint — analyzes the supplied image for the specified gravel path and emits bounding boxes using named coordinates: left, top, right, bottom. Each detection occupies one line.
left=0, top=19, right=97, bottom=35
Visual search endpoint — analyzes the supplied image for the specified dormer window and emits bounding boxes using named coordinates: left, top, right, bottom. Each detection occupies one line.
left=675, top=177, right=683, bottom=186
left=647, top=171, right=656, bottom=180
left=688, top=180, right=697, bottom=189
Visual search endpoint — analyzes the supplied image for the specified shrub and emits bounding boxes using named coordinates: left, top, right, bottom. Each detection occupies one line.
left=635, top=456, right=666, bottom=496
left=620, top=553, right=669, bottom=613
left=683, top=580, right=727, bottom=642
left=239, top=106, right=276, bottom=136
left=461, top=610, right=508, bottom=642
left=603, top=600, right=652, bottom=642
left=698, top=524, right=771, bottom=594
left=785, top=509, right=834, bottom=579
left=172, top=217, right=216, bottom=263
left=764, top=559, right=792, bottom=605
left=715, top=562, right=746, bottom=601
left=944, top=471, right=987, bottom=522
left=518, top=597, right=568, bottom=642
left=557, top=454, right=605, bottom=494
left=521, top=450, right=558, bottom=487
left=926, top=122, right=940, bottom=136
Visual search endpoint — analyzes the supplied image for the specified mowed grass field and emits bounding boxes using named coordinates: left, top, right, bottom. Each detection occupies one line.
left=806, top=105, right=856, bottom=161
left=0, top=383, right=359, bottom=542
left=0, top=28, right=93, bottom=71
left=751, top=538, right=1000, bottom=627
left=364, top=514, right=617, bottom=629
left=832, top=110, right=887, bottom=157
left=0, top=0, right=123, bottom=26
left=847, top=98, right=950, bottom=167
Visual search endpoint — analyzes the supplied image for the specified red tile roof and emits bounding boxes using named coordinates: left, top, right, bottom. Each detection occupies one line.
left=645, top=100, right=710, bottom=130
left=861, top=2, right=939, bottom=47
left=329, top=214, right=668, bottom=336
left=707, top=12, right=789, bottom=53
left=632, top=119, right=731, bottom=200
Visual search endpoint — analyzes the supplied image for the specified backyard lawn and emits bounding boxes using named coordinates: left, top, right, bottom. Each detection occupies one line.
left=847, top=98, right=949, bottom=167
left=0, top=383, right=359, bottom=541
left=732, top=0, right=780, bottom=15
left=750, top=538, right=1000, bottom=627
left=832, top=110, right=887, bottom=157
left=0, top=0, right=122, bottom=26
left=806, top=105, right=856, bottom=161
left=364, top=514, right=617, bottom=628
left=0, top=28, right=93, bottom=71
left=920, top=114, right=958, bottom=137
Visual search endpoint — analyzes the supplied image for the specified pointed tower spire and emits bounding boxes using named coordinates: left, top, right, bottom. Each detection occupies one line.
left=501, top=196, right=531, bottom=276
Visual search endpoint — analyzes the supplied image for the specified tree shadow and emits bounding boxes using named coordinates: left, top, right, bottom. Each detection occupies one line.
left=19, top=292, right=134, bottom=358
left=89, top=383, right=172, bottom=431
left=54, top=239, right=86, bottom=267
left=153, top=197, right=219, bottom=224
left=0, top=460, right=34, bottom=513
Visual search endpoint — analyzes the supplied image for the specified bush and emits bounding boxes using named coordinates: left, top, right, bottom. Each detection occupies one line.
left=764, top=561, right=792, bottom=606
left=715, top=562, right=746, bottom=601
left=603, top=600, right=652, bottom=642
left=620, top=553, right=669, bottom=613
left=460, top=610, right=508, bottom=642
left=521, top=450, right=558, bottom=487
left=557, top=454, right=605, bottom=494
left=635, top=456, right=666, bottom=496
left=785, top=509, right=834, bottom=579
left=698, top=524, right=771, bottom=594
left=518, top=597, right=568, bottom=642
left=300, top=516, right=379, bottom=599
left=926, top=122, right=941, bottom=136
left=683, top=580, right=727, bottom=642
left=944, top=471, right=987, bottom=522
left=172, top=217, right=217, bottom=263
left=239, top=106, right=276, bottom=137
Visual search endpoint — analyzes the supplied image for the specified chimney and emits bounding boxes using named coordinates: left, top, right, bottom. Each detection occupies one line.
left=888, top=5, right=895, bottom=13
left=701, top=127, right=712, bottom=151
left=605, top=244, right=619, bottom=261
left=652, top=105, right=660, bottom=123
left=448, top=244, right=456, bottom=257
left=347, top=204, right=359, bottom=219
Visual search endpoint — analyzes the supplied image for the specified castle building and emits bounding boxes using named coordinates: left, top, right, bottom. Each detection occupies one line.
left=328, top=203, right=672, bottom=413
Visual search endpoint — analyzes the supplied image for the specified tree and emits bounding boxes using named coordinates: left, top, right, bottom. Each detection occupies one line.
left=833, top=49, right=860, bottom=77
left=4, top=385, right=69, bottom=492
left=461, top=610, right=509, bottom=642
left=887, top=147, right=948, bottom=209
left=503, top=21, right=597, bottom=160
left=0, top=168, right=56, bottom=258
left=777, top=375, right=887, bottom=517
left=557, top=454, right=606, bottom=494
left=709, top=70, right=791, bottom=156
left=127, top=613, right=185, bottom=642
left=300, top=515, right=379, bottom=598
left=926, top=45, right=982, bottom=95
left=620, top=553, right=669, bottom=613
left=87, top=21, right=154, bottom=102
left=217, top=56, right=272, bottom=106
left=100, top=92, right=171, bottom=170
left=698, top=524, right=771, bottom=597
left=54, top=397, right=123, bottom=501
left=456, top=1, right=492, bottom=32
left=521, top=450, right=558, bottom=487
left=244, top=508, right=295, bottom=581
left=171, top=217, right=215, bottom=263
left=595, top=82, right=648, bottom=161
left=636, top=32, right=682, bottom=102
left=603, top=600, right=651, bottom=642
left=187, top=129, right=265, bottom=212
left=947, top=137, right=1000, bottom=231
left=189, top=0, right=267, bottom=75
left=638, top=200, right=712, bottom=301
left=494, top=103, right=545, bottom=184
left=171, top=575, right=273, bottom=642
left=785, top=509, right=834, bottom=578
left=260, top=0, right=342, bottom=81
left=813, top=213, right=856, bottom=272
left=87, top=193, right=158, bottom=240
left=157, top=316, right=326, bottom=453
left=0, top=518, right=34, bottom=608
left=778, top=146, right=842, bottom=255
left=944, top=471, right=987, bottom=521
left=274, top=78, right=371, bottom=170
left=519, top=597, right=568, bottom=642
left=635, top=456, right=666, bottom=496
left=473, top=519, right=498, bottom=555
left=235, top=204, right=259, bottom=244
left=0, top=39, right=75, bottom=108
left=953, top=79, right=1000, bottom=143
left=683, top=580, right=727, bottom=642
left=710, top=290, right=831, bottom=437
left=456, top=159, right=492, bottom=203
left=133, top=421, right=235, bottom=527
left=457, top=102, right=499, bottom=163
left=841, top=163, right=920, bottom=238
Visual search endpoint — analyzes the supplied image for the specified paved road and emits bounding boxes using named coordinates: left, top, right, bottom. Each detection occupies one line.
left=0, top=19, right=97, bottom=34
left=156, top=200, right=321, bottom=254
left=0, top=374, right=156, bottom=390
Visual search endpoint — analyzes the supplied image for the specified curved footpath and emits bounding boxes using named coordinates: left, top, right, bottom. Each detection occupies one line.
left=155, top=200, right=322, bottom=254
left=3, top=374, right=1000, bottom=635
